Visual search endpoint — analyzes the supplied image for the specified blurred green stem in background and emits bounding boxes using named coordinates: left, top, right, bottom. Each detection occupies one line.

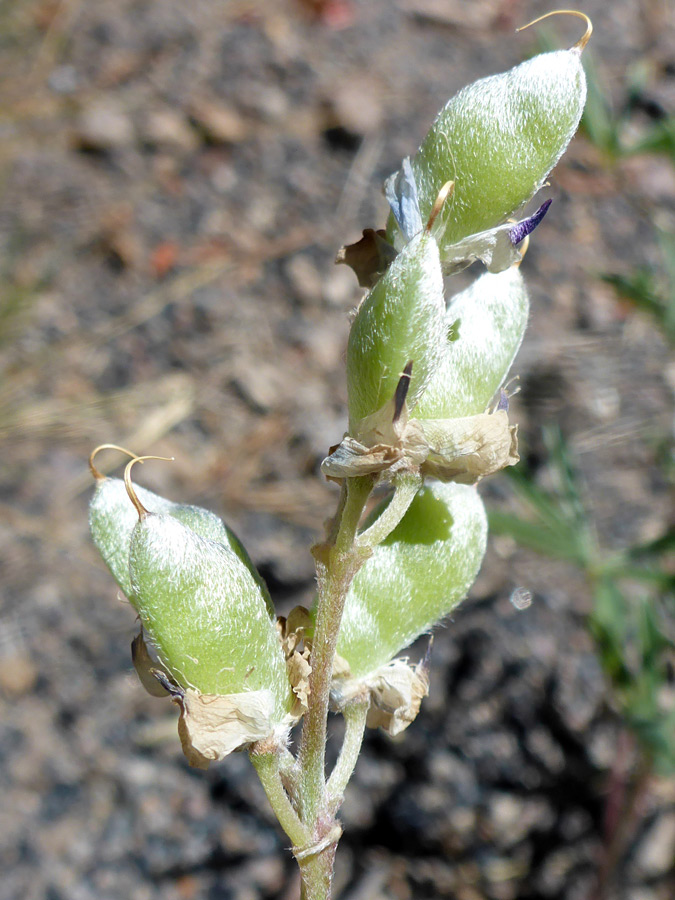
left=489, top=424, right=675, bottom=896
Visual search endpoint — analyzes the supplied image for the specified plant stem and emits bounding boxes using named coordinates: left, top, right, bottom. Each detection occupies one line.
left=593, top=742, right=652, bottom=900
left=298, top=474, right=373, bottom=824
left=326, top=698, right=369, bottom=810
left=278, top=745, right=301, bottom=798
left=357, top=473, right=421, bottom=548
left=254, top=478, right=375, bottom=900
left=250, top=749, right=309, bottom=849
left=298, top=844, right=338, bottom=900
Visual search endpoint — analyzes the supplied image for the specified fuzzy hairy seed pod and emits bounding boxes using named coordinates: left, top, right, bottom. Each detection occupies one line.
left=90, top=478, right=173, bottom=600
left=89, top=477, right=271, bottom=613
left=336, top=482, right=487, bottom=678
left=414, top=265, right=529, bottom=420
left=129, top=513, right=292, bottom=712
left=388, top=50, right=586, bottom=257
left=346, top=230, right=445, bottom=430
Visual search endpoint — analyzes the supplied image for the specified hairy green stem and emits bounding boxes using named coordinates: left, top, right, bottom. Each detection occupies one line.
left=300, top=476, right=373, bottom=818
left=277, top=745, right=301, bottom=799
left=357, top=473, right=422, bottom=548
left=255, top=478, right=376, bottom=900
left=250, top=750, right=309, bottom=849
left=327, top=698, right=369, bottom=810
left=298, top=843, right=338, bottom=900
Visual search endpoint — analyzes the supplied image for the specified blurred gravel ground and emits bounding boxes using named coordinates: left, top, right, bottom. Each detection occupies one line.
left=0, top=1, right=674, bottom=898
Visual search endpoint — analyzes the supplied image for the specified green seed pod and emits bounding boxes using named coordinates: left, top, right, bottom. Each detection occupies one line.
left=387, top=43, right=587, bottom=258
left=414, top=264, right=529, bottom=420
left=165, top=503, right=273, bottom=616
left=346, top=230, right=445, bottom=430
left=336, top=482, right=487, bottom=679
left=90, top=476, right=173, bottom=601
left=129, top=512, right=291, bottom=714
left=90, top=475, right=271, bottom=613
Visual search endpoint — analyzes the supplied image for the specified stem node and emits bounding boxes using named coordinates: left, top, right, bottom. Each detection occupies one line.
left=293, top=824, right=343, bottom=862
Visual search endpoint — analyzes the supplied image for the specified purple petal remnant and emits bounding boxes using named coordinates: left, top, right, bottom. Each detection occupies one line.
left=497, top=388, right=509, bottom=412
left=509, top=199, right=552, bottom=246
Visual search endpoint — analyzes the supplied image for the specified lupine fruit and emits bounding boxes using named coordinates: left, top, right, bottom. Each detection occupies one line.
left=129, top=512, right=291, bottom=714
left=386, top=46, right=587, bottom=260
left=89, top=9, right=591, bottom=836
left=346, top=230, right=445, bottom=429
left=322, top=265, right=525, bottom=483
left=336, top=482, right=487, bottom=679
left=89, top=476, right=272, bottom=613
left=414, top=264, right=529, bottom=420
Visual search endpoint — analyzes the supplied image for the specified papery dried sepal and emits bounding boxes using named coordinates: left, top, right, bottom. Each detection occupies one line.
left=322, top=401, right=518, bottom=485
left=420, top=410, right=519, bottom=483
left=175, top=687, right=278, bottom=769
left=277, top=606, right=314, bottom=716
left=335, top=228, right=397, bottom=289
left=332, top=656, right=430, bottom=738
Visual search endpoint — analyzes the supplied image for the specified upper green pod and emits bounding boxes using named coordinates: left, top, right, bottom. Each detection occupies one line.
left=346, top=230, right=445, bottom=429
left=336, top=482, right=487, bottom=678
left=414, top=264, right=529, bottom=420
left=129, top=513, right=291, bottom=714
left=388, top=49, right=586, bottom=256
left=89, top=476, right=271, bottom=614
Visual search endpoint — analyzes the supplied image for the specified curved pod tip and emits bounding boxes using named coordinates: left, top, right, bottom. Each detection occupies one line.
left=426, top=180, right=455, bottom=234
left=89, top=443, right=139, bottom=481
left=124, top=455, right=175, bottom=520
left=517, top=9, right=593, bottom=53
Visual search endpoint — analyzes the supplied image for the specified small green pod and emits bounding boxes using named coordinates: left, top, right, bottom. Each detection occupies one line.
left=129, top=513, right=292, bottom=715
left=346, top=230, right=445, bottom=429
left=89, top=477, right=271, bottom=613
left=90, top=478, right=172, bottom=600
left=414, top=264, right=529, bottom=420
left=388, top=49, right=586, bottom=257
left=336, top=482, right=487, bottom=679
